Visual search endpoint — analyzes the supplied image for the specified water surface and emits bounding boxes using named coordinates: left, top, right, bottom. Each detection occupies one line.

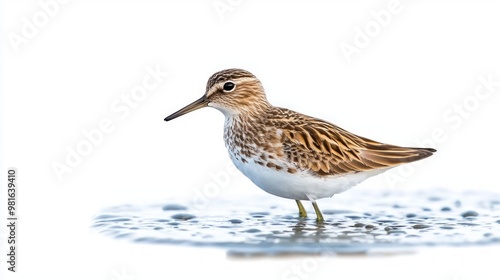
left=92, top=189, right=500, bottom=256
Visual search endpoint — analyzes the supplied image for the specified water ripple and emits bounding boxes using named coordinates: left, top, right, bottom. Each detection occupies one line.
left=92, top=189, right=500, bottom=256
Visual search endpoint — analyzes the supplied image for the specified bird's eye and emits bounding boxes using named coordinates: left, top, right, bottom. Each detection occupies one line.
left=223, top=81, right=236, bottom=92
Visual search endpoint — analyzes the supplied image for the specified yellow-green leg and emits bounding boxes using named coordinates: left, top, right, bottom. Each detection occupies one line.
left=295, top=200, right=307, bottom=218
left=311, top=201, right=324, bottom=222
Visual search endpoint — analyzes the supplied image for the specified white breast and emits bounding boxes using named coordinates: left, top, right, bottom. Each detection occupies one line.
left=228, top=150, right=387, bottom=200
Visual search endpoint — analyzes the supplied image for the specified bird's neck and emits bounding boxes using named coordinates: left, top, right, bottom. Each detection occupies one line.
left=223, top=106, right=282, bottom=162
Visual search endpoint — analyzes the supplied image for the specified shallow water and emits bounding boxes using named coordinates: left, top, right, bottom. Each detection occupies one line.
left=92, top=189, right=500, bottom=256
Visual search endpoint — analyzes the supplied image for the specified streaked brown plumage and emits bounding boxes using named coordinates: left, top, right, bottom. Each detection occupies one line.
left=165, top=68, right=436, bottom=222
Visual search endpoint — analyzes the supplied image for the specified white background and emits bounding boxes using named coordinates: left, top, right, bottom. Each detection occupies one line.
left=1, top=0, right=500, bottom=280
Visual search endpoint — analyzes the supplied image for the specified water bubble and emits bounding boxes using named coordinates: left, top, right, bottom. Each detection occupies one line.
left=162, top=204, right=188, bottom=211
left=461, top=210, right=479, bottom=218
left=171, top=214, right=196, bottom=220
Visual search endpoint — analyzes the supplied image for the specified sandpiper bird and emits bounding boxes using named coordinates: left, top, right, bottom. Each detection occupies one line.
left=164, top=69, right=436, bottom=222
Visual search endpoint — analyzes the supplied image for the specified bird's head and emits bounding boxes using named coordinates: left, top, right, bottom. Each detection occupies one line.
left=164, top=69, right=270, bottom=121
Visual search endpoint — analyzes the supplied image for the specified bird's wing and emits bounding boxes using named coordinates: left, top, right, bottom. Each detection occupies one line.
left=272, top=108, right=435, bottom=176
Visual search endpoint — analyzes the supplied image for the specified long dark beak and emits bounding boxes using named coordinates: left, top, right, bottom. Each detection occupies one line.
left=164, top=95, right=208, bottom=122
